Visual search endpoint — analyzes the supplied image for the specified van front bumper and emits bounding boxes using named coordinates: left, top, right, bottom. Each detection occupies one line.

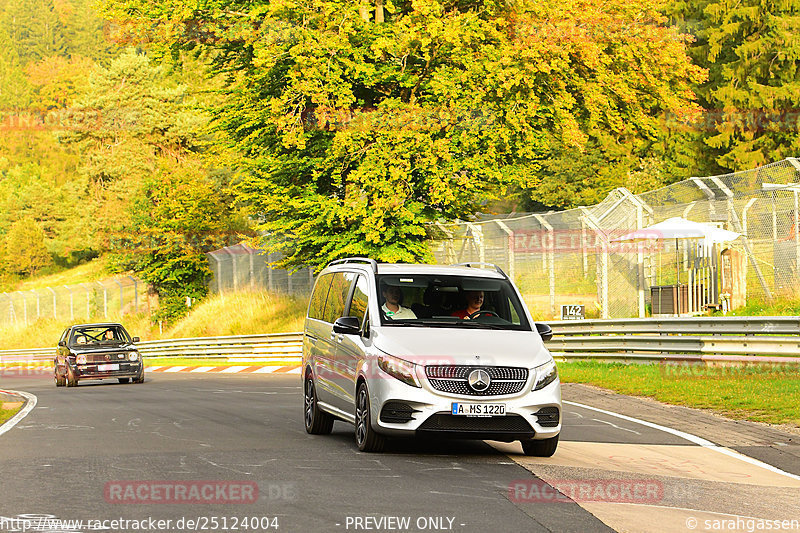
left=365, top=366, right=562, bottom=442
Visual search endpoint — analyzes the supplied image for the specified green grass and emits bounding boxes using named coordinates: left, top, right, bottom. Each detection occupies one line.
left=728, top=296, right=800, bottom=316
left=559, top=361, right=800, bottom=426
left=0, top=405, right=22, bottom=425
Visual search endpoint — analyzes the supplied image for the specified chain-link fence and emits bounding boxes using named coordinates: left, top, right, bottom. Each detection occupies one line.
left=207, top=244, right=315, bottom=297
left=430, top=158, right=800, bottom=319
left=0, top=276, right=145, bottom=326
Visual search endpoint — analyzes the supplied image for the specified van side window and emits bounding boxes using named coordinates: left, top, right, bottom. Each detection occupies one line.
left=308, top=273, right=334, bottom=320
left=322, top=272, right=356, bottom=323
left=349, top=275, right=369, bottom=327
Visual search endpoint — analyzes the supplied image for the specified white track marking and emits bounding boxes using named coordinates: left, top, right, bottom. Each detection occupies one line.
left=564, top=400, right=800, bottom=482
left=0, top=390, right=37, bottom=437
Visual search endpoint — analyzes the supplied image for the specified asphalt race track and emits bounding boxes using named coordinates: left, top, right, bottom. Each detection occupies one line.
left=1, top=372, right=798, bottom=533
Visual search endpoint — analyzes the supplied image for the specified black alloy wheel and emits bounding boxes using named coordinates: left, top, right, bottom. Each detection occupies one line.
left=355, top=382, right=386, bottom=453
left=521, top=435, right=559, bottom=457
left=304, top=374, right=333, bottom=434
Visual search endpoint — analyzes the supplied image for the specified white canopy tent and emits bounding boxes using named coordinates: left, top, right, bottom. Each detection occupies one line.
left=613, top=217, right=741, bottom=315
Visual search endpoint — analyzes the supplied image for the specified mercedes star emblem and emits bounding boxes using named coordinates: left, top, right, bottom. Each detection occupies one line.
left=467, top=369, right=491, bottom=392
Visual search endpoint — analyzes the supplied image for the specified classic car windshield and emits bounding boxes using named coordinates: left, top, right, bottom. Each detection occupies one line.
left=70, top=326, right=131, bottom=346
left=375, top=274, right=531, bottom=331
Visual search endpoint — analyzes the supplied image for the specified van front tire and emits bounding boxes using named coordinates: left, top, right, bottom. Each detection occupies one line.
left=304, top=375, right=334, bottom=435
left=355, top=382, right=385, bottom=453
left=521, top=435, right=559, bottom=457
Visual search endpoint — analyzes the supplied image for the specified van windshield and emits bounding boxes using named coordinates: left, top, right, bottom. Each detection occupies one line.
left=376, top=274, right=531, bottom=331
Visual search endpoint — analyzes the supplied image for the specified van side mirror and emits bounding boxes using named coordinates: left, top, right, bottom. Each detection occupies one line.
left=536, top=323, right=553, bottom=342
left=132, top=337, right=140, bottom=343
left=333, top=316, right=361, bottom=335
left=58, top=340, right=66, bottom=347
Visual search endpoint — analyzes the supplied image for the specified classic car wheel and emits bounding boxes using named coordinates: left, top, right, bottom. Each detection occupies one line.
left=355, top=382, right=385, bottom=453
left=54, top=367, right=66, bottom=387
left=66, top=366, right=78, bottom=387
left=118, top=378, right=130, bottom=384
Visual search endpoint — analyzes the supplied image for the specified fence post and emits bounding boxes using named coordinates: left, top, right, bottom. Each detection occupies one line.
left=248, top=246, right=255, bottom=291
left=580, top=207, right=609, bottom=319
left=494, top=220, right=515, bottom=282
left=47, top=287, right=56, bottom=319
left=31, top=289, right=40, bottom=321
left=114, top=279, right=124, bottom=316
left=533, top=215, right=555, bottom=317
left=15, top=292, right=27, bottom=325
left=224, top=247, right=238, bottom=291
left=129, top=276, right=139, bottom=312
left=96, top=281, right=107, bottom=318
left=65, top=285, right=74, bottom=320
left=80, top=283, right=91, bottom=319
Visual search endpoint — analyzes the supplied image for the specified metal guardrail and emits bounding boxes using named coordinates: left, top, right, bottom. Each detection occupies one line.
left=0, top=333, right=303, bottom=364
left=1, top=317, right=800, bottom=366
left=547, top=316, right=800, bottom=363
left=549, top=316, right=800, bottom=336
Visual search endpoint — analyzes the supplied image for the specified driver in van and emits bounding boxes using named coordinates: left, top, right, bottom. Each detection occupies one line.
left=381, top=284, right=417, bottom=319
left=451, top=290, right=484, bottom=319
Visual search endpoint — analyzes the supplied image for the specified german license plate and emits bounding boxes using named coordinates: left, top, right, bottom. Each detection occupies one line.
left=98, top=364, right=119, bottom=371
left=451, top=403, right=506, bottom=417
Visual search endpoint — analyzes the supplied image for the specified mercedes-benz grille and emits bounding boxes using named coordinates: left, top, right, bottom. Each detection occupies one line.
left=424, top=365, right=528, bottom=396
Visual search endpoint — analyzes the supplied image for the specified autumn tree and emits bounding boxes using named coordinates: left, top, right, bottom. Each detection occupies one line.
left=103, top=0, right=704, bottom=269
left=116, top=163, right=246, bottom=321
left=3, top=218, right=53, bottom=275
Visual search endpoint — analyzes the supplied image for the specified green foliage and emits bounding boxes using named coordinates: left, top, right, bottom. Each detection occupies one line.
left=667, top=0, right=800, bottom=171
left=113, top=164, right=244, bottom=322
left=3, top=218, right=54, bottom=275
left=3, top=0, right=68, bottom=64
left=103, top=0, right=705, bottom=270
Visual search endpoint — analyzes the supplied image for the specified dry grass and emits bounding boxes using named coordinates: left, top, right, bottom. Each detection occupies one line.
left=0, top=313, right=156, bottom=350
left=15, top=257, right=111, bottom=291
left=164, top=290, right=307, bottom=339
left=0, top=289, right=306, bottom=351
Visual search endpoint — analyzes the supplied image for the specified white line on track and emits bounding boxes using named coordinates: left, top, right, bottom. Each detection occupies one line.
left=0, top=389, right=37, bottom=437
left=564, top=400, right=800, bottom=482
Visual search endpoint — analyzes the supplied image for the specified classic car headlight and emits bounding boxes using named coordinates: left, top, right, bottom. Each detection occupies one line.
left=377, top=354, right=421, bottom=388
left=76, top=354, right=87, bottom=365
left=533, top=359, right=558, bottom=391
left=128, top=351, right=140, bottom=362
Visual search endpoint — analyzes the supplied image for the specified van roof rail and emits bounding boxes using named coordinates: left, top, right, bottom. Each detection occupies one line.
left=327, top=257, right=379, bottom=273
left=452, top=262, right=508, bottom=278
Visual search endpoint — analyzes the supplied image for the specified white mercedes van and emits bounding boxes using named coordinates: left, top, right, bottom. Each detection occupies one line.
left=302, top=258, right=561, bottom=455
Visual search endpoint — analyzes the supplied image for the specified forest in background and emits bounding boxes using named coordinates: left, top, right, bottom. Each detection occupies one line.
left=1, top=0, right=798, bottom=321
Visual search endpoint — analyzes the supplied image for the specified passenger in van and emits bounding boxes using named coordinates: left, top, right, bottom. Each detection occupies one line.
left=381, top=285, right=417, bottom=319
left=451, top=290, right=484, bottom=319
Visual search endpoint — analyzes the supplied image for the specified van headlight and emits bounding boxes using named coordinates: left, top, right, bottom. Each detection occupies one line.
left=532, top=359, right=558, bottom=391
left=377, top=354, right=421, bottom=388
